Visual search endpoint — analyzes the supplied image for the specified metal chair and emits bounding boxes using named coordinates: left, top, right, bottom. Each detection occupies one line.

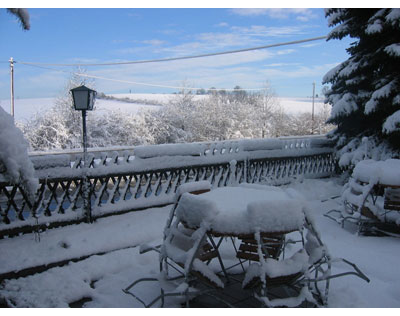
left=123, top=181, right=232, bottom=307
left=325, top=176, right=400, bottom=236
left=241, top=211, right=370, bottom=307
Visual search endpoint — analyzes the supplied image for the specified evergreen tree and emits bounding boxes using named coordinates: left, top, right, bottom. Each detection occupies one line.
left=7, top=8, right=30, bottom=30
left=323, top=9, right=400, bottom=154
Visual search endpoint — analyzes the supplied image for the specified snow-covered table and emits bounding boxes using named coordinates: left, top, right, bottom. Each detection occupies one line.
left=169, top=185, right=327, bottom=307
left=175, top=185, right=306, bottom=237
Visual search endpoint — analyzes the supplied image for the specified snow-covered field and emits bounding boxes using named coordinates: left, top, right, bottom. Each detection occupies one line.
left=0, top=94, right=326, bottom=123
left=1, top=178, right=399, bottom=308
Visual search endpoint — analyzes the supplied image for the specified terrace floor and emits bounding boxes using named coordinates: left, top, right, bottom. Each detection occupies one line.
left=1, top=178, right=399, bottom=308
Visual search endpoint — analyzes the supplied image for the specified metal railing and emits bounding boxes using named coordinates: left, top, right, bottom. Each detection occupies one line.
left=0, top=136, right=337, bottom=238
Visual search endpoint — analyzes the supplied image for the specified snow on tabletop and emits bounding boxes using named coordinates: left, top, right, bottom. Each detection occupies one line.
left=352, top=159, right=400, bottom=186
left=247, top=199, right=305, bottom=233
left=176, top=187, right=305, bottom=235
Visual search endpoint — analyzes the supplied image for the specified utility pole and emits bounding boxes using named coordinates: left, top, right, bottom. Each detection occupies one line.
left=311, top=82, right=315, bottom=135
left=9, top=57, right=15, bottom=118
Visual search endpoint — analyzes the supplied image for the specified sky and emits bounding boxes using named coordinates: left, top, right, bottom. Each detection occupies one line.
left=0, top=4, right=360, bottom=100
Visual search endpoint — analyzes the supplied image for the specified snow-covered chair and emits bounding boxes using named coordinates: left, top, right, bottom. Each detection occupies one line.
left=325, top=159, right=400, bottom=235
left=123, top=181, right=227, bottom=307
left=240, top=207, right=370, bottom=307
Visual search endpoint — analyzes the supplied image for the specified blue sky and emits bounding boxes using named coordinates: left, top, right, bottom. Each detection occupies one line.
left=0, top=6, right=355, bottom=99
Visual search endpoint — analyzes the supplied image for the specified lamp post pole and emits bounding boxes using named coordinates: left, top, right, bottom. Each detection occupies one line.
left=81, top=109, right=91, bottom=223
left=82, top=110, right=88, bottom=166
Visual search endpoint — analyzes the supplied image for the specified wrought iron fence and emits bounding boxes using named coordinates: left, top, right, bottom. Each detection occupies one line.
left=0, top=136, right=337, bottom=238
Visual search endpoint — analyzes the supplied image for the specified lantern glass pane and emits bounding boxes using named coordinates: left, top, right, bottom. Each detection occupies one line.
left=73, top=90, right=89, bottom=110
left=88, top=91, right=95, bottom=110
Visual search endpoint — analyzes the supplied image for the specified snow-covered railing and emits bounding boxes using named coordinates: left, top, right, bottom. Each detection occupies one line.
left=0, top=136, right=337, bottom=238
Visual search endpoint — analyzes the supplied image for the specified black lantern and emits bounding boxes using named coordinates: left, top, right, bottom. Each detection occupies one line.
left=70, top=85, right=96, bottom=111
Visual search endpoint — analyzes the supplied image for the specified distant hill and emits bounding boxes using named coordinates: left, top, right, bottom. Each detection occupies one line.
left=0, top=94, right=326, bottom=123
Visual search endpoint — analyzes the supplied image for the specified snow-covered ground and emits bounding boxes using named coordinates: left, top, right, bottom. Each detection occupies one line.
left=0, top=94, right=325, bottom=123
left=1, top=178, right=399, bottom=308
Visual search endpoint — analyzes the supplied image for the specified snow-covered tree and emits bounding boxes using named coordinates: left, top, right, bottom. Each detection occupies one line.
left=323, top=9, right=400, bottom=165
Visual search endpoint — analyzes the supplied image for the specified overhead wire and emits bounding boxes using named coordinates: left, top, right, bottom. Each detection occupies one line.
left=15, top=35, right=327, bottom=67
left=13, top=35, right=328, bottom=92
left=21, top=62, right=264, bottom=91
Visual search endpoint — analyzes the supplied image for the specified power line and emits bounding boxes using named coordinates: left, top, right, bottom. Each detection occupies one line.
left=14, top=35, right=328, bottom=92
left=20, top=62, right=266, bottom=91
left=15, top=35, right=327, bottom=67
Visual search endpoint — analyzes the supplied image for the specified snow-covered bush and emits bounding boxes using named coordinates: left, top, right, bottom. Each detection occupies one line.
left=0, top=107, right=38, bottom=199
left=139, top=86, right=286, bottom=144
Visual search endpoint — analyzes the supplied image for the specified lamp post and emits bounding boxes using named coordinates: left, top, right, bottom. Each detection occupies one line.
left=70, top=85, right=96, bottom=223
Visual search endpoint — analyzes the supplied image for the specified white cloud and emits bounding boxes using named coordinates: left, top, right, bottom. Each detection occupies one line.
left=215, top=22, right=229, bottom=27
left=142, top=39, right=166, bottom=46
left=229, top=9, right=270, bottom=16
left=264, top=62, right=302, bottom=67
left=259, top=63, right=338, bottom=79
left=230, top=25, right=306, bottom=37
left=230, top=8, right=318, bottom=22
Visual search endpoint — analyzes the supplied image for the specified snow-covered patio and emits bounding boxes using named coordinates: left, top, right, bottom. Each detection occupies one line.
left=1, top=178, right=399, bottom=308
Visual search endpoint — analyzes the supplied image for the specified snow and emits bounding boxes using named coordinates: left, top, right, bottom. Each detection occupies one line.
left=365, top=79, right=397, bottom=114
left=352, top=159, right=400, bottom=187
left=384, top=43, right=400, bottom=57
left=366, top=19, right=383, bottom=34
left=277, top=97, right=326, bottom=115
left=0, top=97, right=159, bottom=123
left=0, top=95, right=327, bottom=123
left=383, top=109, right=400, bottom=134
left=0, top=106, right=38, bottom=199
left=386, top=8, right=400, bottom=23
left=1, top=178, right=400, bottom=307
left=243, top=249, right=309, bottom=284
left=337, top=136, right=394, bottom=169
left=175, top=180, right=211, bottom=201
left=328, top=92, right=358, bottom=118
left=176, top=186, right=305, bottom=235
left=247, top=199, right=305, bottom=233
